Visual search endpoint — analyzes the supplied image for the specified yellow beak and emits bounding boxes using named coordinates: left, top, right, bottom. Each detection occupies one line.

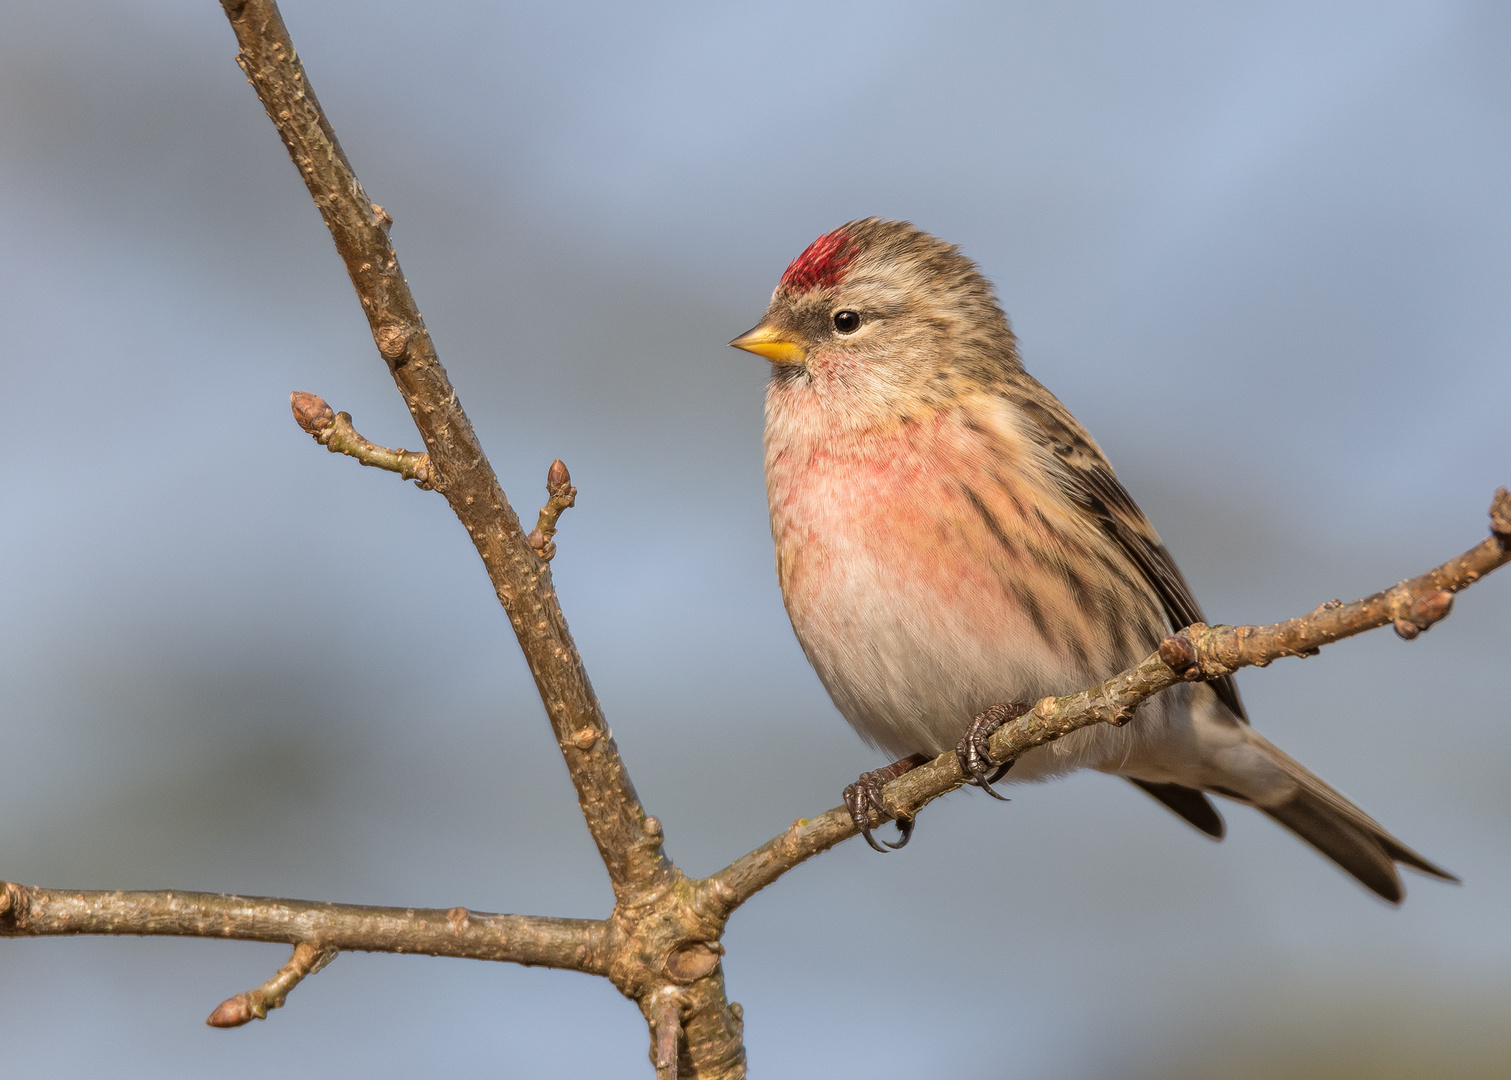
left=728, top=320, right=808, bottom=365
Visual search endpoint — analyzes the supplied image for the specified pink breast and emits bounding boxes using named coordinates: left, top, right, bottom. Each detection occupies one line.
left=767, top=405, right=1048, bottom=644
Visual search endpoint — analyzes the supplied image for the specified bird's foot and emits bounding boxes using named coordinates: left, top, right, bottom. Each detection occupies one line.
left=843, top=754, right=930, bottom=852
left=955, top=702, right=1029, bottom=800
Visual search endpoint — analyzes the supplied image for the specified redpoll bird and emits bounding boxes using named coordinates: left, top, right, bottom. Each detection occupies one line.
left=731, top=218, right=1453, bottom=903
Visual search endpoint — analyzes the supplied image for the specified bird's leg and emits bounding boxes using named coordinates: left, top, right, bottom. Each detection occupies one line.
left=955, top=702, right=1029, bottom=800
left=843, top=754, right=930, bottom=852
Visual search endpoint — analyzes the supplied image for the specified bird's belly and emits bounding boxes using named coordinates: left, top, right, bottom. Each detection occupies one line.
left=768, top=417, right=1157, bottom=772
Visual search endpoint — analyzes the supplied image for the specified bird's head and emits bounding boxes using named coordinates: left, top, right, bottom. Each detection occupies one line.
left=730, top=218, right=1020, bottom=419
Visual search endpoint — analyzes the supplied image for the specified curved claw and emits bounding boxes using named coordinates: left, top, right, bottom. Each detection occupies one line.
left=844, top=780, right=892, bottom=852
left=843, top=754, right=928, bottom=852
left=955, top=703, right=1029, bottom=800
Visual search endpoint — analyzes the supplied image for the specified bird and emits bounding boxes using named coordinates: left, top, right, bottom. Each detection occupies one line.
left=729, top=217, right=1454, bottom=903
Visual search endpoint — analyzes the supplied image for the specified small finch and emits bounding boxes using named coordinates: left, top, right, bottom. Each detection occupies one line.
left=731, top=218, right=1453, bottom=902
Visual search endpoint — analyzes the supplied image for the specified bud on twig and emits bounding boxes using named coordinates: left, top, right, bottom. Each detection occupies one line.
left=548, top=458, right=572, bottom=498
left=290, top=391, right=336, bottom=434
left=1491, top=487, right=1511, bottom=542
left=206, top=993, right=258, bottom=1028
left=1390, top=588, right=1454, bottom=640
left=1158, top=633, right=1197, bottom=675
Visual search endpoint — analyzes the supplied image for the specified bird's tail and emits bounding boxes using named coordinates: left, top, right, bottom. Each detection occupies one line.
left=1236, top=731, right=1455, bottom=903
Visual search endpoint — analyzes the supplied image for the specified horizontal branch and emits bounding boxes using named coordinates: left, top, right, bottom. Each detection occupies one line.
left=706, top=487, right=1511, bottom=912
left=0, top=882, right=607, bottom=974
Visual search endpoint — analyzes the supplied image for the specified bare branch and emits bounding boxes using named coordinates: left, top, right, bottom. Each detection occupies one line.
left=527, top=458, right=577, bottom=561
left=206, top=942, right=338, bottom=1028
left=705, top=488, right=1511, bottom=911
left=291, top=391, right=434, bottom=488
left=0, top=882, right=607, bottom=975
left=220, top=0, right=664, bottom=896
left=1164, top=487, right=1511, bottom=676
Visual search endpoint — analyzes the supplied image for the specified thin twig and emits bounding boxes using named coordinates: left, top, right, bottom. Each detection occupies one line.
left=527, top=458, right=577, bottom=561
left=291, top=391, right=434, bottom=487
left=704, top=488, right=1511, bottom=911
left=206, top=942, right=338, bottom=1028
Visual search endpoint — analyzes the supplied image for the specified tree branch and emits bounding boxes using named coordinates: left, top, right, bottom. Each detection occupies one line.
left=0, top=882, right=608, bottom=974
left=220, top=4, right=747, bottom=1070
left=219, top=0, right=664, bottom=897
left=23, top=4, right=1462, bottom=1074
left=705, top=488, right=1511, bottom=911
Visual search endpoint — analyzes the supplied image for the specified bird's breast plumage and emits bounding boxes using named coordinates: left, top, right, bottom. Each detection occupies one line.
left=764, top=378, right=1168, bottom=765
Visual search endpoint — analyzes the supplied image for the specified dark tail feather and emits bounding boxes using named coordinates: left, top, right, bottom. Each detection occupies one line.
left=1126, top=778, right=1225, bottom=838
left=1251, top=738, right=1457, bottom=904
left=1261, top=790, right=1409, bottom=902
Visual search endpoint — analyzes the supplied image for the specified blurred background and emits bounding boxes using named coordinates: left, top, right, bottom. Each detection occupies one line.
left=1, top=1, right=1508, bottom=1076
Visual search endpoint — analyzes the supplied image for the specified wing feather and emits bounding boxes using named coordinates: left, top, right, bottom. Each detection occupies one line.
left=1000, top=380, right=1248, bottom=721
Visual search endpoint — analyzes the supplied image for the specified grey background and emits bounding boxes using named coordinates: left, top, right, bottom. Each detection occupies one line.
left=1, top=1, right=1508, bottom=1077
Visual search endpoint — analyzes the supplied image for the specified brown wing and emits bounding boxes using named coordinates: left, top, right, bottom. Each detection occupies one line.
left=1002, top=379, right=1248, bottom=722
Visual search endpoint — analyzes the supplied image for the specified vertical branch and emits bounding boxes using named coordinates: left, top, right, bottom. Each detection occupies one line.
left=218, top=0, right=666, bottom=897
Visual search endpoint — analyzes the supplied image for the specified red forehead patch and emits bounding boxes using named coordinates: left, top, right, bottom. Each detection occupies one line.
left=779, top=228, right=858, bottom=293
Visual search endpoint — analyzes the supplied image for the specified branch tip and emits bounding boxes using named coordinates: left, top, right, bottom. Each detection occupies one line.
left=529, top=459, right=578, bottom=561
left=548, top=457, right=572, bottom=495
left=291, top=397, right=435, bottom=489
left=1491, top=486, right=1511, bottom=542
left=205, top=994, right=257, bottom=1029
left=290, top=391, right=335, bottom=434
left=206, top=942, right=336, bottom=1029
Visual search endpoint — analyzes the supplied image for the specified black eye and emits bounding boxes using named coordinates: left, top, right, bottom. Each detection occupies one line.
left=832, top=310, right=862, bottom=334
